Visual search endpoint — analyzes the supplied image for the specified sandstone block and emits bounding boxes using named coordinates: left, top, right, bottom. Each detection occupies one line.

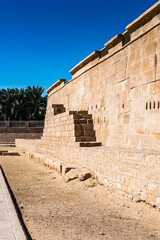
left=64, top=169, right=80, bottom=181
left=62, top=164, right=75, bottom=176
left=2, top=151, right=20, bottom=156
left=0, top=150, right=8, bottom=155
left=52, top=161, right=63, bottom=173
left=79, top=172, right=91, bottom=181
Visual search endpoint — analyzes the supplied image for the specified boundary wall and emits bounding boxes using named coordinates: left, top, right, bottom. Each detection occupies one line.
left=16, top=2, right=160, bottom=207
left=0, top=121, right=43, bottom=142
left=47, top=1, right=160, bottom=151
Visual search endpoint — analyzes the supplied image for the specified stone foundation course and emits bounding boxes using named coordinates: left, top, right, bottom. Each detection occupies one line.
left=16, top=138, right=160, bottom=207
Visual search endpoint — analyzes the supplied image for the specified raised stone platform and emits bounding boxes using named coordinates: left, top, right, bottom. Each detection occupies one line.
left=16, top=138, right=160, bottom=207
left=43, top=108, right=101, bottom=147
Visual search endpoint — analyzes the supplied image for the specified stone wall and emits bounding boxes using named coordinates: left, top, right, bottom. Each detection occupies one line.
left=47, top=1, right=160, bottom=151
left=0, top=121, right=43, bottom=142
left=0, top=133, right=42, bottom=143
left=16, top=138, right=160, bottom=206
left=16, top=2, right=160, bottom=207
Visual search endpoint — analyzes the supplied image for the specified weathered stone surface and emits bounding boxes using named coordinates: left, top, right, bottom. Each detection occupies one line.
left=2, top=151, right=20, bottom=156
left=65, top=169, right=80, bottom=182
left=15, top=3, right=160, bottom=208
left=79, top=172, right=92, bottom=181
left=52, top=161, right=63, bottom=173
left=0, top=151, right=8, bottom=155
left=62, top=164, right=75, bottom=176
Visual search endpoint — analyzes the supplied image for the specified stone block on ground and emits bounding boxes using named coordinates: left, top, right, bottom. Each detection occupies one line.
left=78, top=172, right=92, bottom=181
left=52, top=161, right=64, bottom=173
left=65, top=167, right=92, bottom=182
left=2, top=151, right=20, bottom=156
left=62, top=164, right=76, bottom=176
left=64, top=169, right=80, bottom=182
left=39, top=154, right=46, bottom=163
left=0, top=151, right=8, bottom=155
left=30, top=152, right=40, bottom=162
left=43, top=157, right=50, bottom=166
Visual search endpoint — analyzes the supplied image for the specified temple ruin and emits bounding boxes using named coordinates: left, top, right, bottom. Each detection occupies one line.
left=16, top=1, right=160, bottom=206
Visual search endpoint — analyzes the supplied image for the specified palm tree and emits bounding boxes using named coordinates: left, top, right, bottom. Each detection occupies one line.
left=25, top=86, right=47, bottom=120
left=0, top=86, right=47, bottom=121
left=0, top=88, right=16, bottom=120
left=12, top=88, right=28, bottom=120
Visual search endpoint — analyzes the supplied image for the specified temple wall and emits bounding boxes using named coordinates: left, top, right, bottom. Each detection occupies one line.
left=15, top=138, right=160, bottom=206
left=46, top=5, right=160, bottom=151
left=16, top=2, right=160, bottom=207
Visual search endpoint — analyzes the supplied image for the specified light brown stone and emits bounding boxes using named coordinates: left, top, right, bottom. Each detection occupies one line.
left=15, top=2, right=160, bottom=208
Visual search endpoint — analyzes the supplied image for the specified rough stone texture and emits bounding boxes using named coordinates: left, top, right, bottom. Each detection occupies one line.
left=46, top=1, right=160, bottom=151
left=16, top=2, right=160, bottom=207
left=2, top=151, right=20, bottom=156
left=79, top=172, right=92, bottom=181
left=64, top=169, right=79, bottom=181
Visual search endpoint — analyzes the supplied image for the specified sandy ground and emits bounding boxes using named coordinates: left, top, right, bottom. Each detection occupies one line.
left=0, top=147, right=160, bottom=240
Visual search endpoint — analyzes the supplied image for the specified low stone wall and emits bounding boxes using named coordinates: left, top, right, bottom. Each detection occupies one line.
left=0, top=121, right=43, bottom=142
left=0, top=133, right=42, bottom=143
left=16, top=138, right=160, bottom=207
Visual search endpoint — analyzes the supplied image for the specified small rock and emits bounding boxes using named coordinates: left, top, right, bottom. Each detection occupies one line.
left=65, top=169, right=79, bottom=182
left=99, top=232, right=105, bottom=235
left=79, top=172, right=91, bottom=181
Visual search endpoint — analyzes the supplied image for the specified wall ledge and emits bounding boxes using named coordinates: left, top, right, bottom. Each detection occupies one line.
left=69, top=51, right=100, bottom=76
left=126, top=1, right=160, bottom=32
left=104, top=34, right=123, bottom=49
left=46, top=79, right=66, bottom=94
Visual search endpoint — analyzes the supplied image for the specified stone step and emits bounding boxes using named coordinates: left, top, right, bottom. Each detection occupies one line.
left=75, top=130, right=95, bottom=137
left=75, top=136, right=96, bottom=142
left=69, top=110, right=88, bottom=115
left=74, top=119, right=87, bottom=124
left=73, top=114, right=92, bottom=119
left=74, top=119, right=93, bottom=124
left=77, top=111, right=88, bottom=114
left=79, top=142, right=102, bottom=147
left=74, top=124, right=94, bottom=130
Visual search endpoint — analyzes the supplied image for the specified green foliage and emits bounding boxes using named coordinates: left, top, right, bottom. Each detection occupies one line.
left=0, top=86, right=47, bottom=120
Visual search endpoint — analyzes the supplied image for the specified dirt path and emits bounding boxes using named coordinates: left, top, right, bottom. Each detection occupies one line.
left=0, top=149, right=160, bottom=240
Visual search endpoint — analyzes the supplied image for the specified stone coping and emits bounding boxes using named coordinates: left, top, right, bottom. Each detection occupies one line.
left=46, top=79, right=66, bottom=94
left=69, top=2, right=160, bottom=77
left=126, top=0, right=160, bottom=32
left=104, top=34, right=123, bottom=49
left=47, top=2, right=160, bottom=95
left=69, top=51, right=100, bottom=75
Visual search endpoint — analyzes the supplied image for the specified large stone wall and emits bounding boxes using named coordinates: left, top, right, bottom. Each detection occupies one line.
left=16, top=2, right=160, bottom=207
left=47, top=1, right=160, bottom=151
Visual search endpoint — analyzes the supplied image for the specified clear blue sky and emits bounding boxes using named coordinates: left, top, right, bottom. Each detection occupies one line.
left=0, top=0, right=158, bottom=93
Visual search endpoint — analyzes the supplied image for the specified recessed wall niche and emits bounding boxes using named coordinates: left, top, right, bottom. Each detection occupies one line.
left=145, top=101, right=160, bottom=110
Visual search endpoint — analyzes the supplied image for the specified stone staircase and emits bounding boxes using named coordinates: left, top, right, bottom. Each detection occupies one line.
left=69, top=111, right=101, bottom=147
left=42, top=105, right=101, bottom=147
